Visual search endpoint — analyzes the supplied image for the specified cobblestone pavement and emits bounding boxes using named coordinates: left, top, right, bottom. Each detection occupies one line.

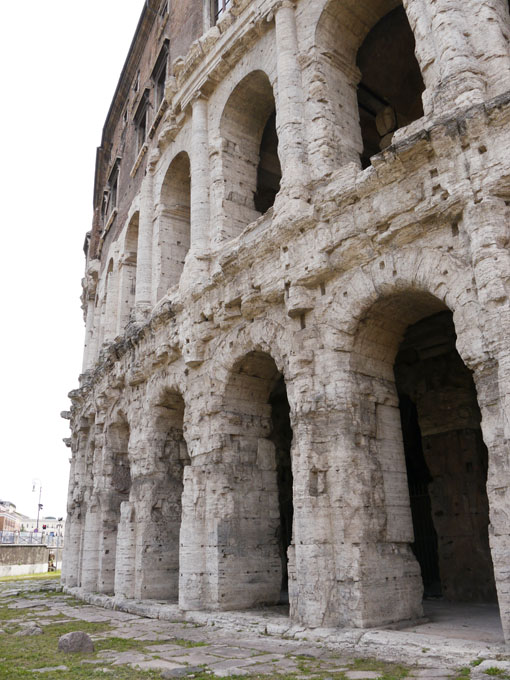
left=1, top=578, right=508, bottom=679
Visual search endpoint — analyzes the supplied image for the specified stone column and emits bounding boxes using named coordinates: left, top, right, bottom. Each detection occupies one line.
left=82, top=297, right=96, bottom=372
left=466, top=0, right=510, bottom=97
left=404, top=0, right=485, bottom=113
left=130, top=474, right=183, bottom=601
left=114, top=501, right=137, bottom=600
left=190, top=95, right=210, bottom=256
left=62, top=506, right=83, bottom=588
left=179, top=443, right=282, bottom=611
left=96, top=493, right=121, bottom=595
left=463, top=197, right=510, bottom=644
left=79, top=501, right=101, bottom=592
left=274, top=0, right=310, bottom=194
left=103, top=267, right=119, bottom=344
left=134, top=171, right=154, bottom=319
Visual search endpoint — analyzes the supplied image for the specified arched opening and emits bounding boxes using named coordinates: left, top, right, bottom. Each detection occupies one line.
left=98, top=417, right=131, bottom=595
left=219, top=351, right=293, bottom=609
left=100, top=259, right=118, bottom=345
left=117, top=213, right=138, bottom=334
left=138, top=389, right=190, bottom=600
left=217, top=71, right=281, bottom=240
left=314, top=0, right=424, bottom=171
left=350, top=291, right=498, bottom=627
left=356, top=5, right=424, bottom=167
left=156, top=152, right=191, bottom=298
left=395, top=311, right=496, bottom=603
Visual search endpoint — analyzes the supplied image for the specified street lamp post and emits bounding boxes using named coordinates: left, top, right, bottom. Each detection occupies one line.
left=32, top=480, right=43, bottom=536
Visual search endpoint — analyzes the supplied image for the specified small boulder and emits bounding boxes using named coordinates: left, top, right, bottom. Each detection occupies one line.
left=58, top=631, right=95, bottom=653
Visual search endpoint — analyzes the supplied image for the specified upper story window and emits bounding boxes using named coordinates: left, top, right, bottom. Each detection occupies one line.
left=134, top=89, right=150, bottom=153
left=133, top=70, right=140, bottom=94
left=152, top=39, right=170, bottom=112
left=108, top=161, right=119, bottom=212
left=214, top=0, right=231, bottom=22
left=102, top=159, right=121, bottom=224
left=158, top=0, right=168, bottom=18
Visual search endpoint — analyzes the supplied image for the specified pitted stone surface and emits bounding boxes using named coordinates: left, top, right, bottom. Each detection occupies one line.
left=63, top=0, right=510, bottom=657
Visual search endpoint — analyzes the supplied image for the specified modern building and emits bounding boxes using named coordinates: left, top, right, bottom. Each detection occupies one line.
left=0, top=501, right=22, bottom=532
left=62, top=0, right=510, bottom=645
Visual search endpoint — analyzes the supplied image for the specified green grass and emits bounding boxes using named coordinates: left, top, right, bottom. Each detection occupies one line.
left=0, top=619, right=167, bottom=679
left=170, top=638, right=208, bottom=648
left=452, top=667, right=471, bottom=679
left=484, top=669, right=510, bottom=678
left=0, top=570, right=61, bottom=583
left=0, top=603, right=51, bottom=621
left=350, top=657, right=409, bottom=679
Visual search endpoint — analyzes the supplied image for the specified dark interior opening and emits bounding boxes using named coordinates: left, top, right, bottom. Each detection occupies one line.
left=254, top=110, right=281, bottom=214
left=356, top=5, right=425, bottom=168
left=269, top=375, right=293, bottom=603
left=395, top=311, right=497, bottom=603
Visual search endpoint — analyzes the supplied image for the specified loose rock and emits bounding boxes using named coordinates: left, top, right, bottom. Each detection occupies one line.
left=58, top=630, right=95, bottom=653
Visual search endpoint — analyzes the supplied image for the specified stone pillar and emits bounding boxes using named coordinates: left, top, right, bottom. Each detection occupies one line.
left=62, top=507, right=83, bottom=588
left=82, top=296, right=96, bottom=372
left=79, top=502, right=101, bottom=592
left=103, top=267, right=119, bottom=343
left=130, top=474, right=183, bottom=601
left=114, top=501, right=137, bottom=600
left=179, top=449, right=282, bottom=611
left=116, top=257, right=137, bottom=336
left=190, top=96, right=210, bottom=256
left=96, top=494, right=121, bottom=595
left=274, top=1, right=310, bottom=194
left=466, top=0, right=510, bottom=97
left=134, top=171, right=154, bottom=319
left=404, top=0, right=485, bottom=113
left=462, top=197, right=510, bottom=643
left=309, top=355, right=423, bottom=628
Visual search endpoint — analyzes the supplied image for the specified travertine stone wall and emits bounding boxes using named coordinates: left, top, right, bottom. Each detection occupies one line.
left=64, top=0, right=510, bottom=644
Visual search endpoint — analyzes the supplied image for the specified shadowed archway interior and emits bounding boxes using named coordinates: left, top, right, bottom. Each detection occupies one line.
left=395, top=311, right=496, bottom=602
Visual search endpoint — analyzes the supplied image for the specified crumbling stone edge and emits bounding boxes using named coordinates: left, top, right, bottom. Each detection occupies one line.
left=63, top=586, right=509, bottom=669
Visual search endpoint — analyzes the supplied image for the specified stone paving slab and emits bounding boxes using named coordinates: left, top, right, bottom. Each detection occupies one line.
left=4, top=578, right=510, bottom=679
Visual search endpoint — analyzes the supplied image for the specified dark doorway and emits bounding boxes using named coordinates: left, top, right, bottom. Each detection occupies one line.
left=254, top=110, right=281, bottom=214
left=395, top=311, right=497, bottom=603
left=356, top=5, right=424, bottom=168
left=269, top=375, right=293, bottom=602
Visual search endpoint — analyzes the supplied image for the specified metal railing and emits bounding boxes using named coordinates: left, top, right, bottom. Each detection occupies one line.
left=0, top=531, right=64, bottom=548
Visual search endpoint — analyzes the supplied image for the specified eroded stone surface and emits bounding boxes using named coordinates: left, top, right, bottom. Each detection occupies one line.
left=63, top=0, right=510, bottom=653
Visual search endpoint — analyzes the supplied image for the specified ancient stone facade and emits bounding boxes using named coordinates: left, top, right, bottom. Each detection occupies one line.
left=62, top=0, right=510, bottom=644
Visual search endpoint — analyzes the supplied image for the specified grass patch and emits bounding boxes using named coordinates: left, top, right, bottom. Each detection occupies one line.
left=0, top=603, right=51, bottom=622
left=484, top=669, right=510, bottom=678
left=453, top=668, right=471, bottom=679
left=351, top=657, right=409, bottom=679
left=0, top=571, right=61, bottom=583
left=170, top=637, right=208, bottom=648
left=0, top=619, right=167, bottom=679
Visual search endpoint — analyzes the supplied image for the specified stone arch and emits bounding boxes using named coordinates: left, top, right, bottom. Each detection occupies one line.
left=154, top=151, right=191, bottom=299
left=216, top=70, right=281, bottom=241
left=313, top=0, right=424, bottom=169
left=345, top=286, right=497, bottom=623
left=136, top=385, right=189, bottom=600
left=99, top=258, right=118, bottom=346
left=180, top=349, right=294, bottom=612
left=117, top=212, right=139, bottom=334
left=334, top=249, right=486, bottom=371
left=97, top=412, right=131, bottom=595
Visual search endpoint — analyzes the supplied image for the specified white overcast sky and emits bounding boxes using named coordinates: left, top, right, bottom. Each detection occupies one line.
left=0, top=1, right=144, bottom=520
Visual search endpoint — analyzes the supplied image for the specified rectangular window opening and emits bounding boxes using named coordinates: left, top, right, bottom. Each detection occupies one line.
left=152, top=39, right=169, bottom=112
left=134, top=90, right=150, bottom=153
left=214, top=0, right=232, bottom=22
